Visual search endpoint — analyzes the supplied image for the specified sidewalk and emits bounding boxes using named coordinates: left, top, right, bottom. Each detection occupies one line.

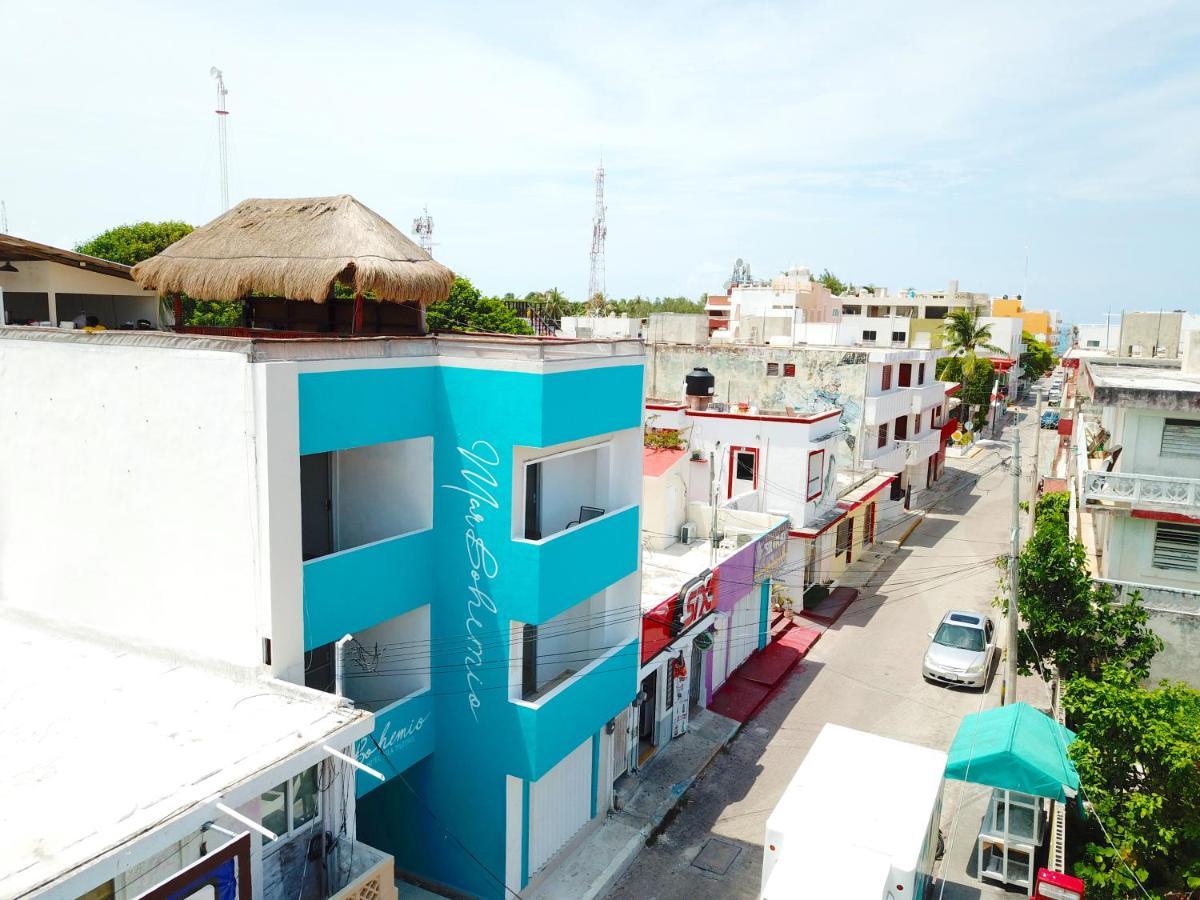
left=527, top=707, right=740, bottom=900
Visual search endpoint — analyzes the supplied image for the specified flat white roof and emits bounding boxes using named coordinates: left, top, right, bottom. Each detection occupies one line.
left=0, top=612, right=371, bottom=898
left=766, top=723, right=947, bottom=871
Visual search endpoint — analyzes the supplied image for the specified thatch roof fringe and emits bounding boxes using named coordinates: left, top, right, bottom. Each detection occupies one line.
left=131, top=195, right=454, bottom=305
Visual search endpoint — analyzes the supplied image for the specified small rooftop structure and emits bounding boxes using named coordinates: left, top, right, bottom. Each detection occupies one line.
left=132, top=195, right=454, bottom=336
left=1084, top=360, right=1200, bottom=410
left=0, top=610, right=371, bottom=899
left=0, top=233, right=162, bottom=329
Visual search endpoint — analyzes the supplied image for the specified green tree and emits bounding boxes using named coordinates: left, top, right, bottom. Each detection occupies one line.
left=76, top=220, right=242, bottom=327
left=75, top=221, right=193, bottom=267
left=936, top=355, right=997, bottom=429
left=817, top=268, right=849, bottom=296
left=1064, top=666, right=1200, bottom=898
left=1012, top=493, right=1161, bottom=681
left=425, top=276, right=534, bottom=335
left=1020, top=331, right=1055, bottom=380
left=941, top=308, right=1002, bottom=370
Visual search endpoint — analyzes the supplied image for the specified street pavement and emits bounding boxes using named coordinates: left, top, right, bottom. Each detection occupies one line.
left=609, top=396, right=1049, bottom=899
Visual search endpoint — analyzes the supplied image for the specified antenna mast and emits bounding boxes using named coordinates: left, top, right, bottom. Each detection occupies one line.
left=210, top=67, right=230, bottom=211
left=412, top=206, right=434, bottom=255
left=1, top=201, right=7, bottom=234
left=587, top=162, right=606, bottom=308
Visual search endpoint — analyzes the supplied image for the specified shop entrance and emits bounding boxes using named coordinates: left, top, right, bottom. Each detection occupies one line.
left=688, top=643, right=703, bottom=718
left=637, top=669, right=658, bottom=767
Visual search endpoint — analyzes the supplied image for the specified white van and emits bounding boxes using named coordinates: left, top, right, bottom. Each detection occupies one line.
left=762, top=724, right=946, bottom=899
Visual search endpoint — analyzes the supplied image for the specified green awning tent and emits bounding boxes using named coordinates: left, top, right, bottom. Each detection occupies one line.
left=944, top=702, right=1080, bottom=802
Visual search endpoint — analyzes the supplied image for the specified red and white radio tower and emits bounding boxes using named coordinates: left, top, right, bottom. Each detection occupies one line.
left=210, top=67, right=230, bottom=212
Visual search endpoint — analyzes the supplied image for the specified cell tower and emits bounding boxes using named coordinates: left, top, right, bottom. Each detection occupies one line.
left=210, top=67, right=230, bottom=212
left=1, top=201, right=7, bottom=234
left=413, top=206, right=434, bottom=255
left=587, top=162, right=606, bottom=307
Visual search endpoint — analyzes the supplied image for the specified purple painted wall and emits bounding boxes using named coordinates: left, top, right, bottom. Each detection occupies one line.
left=715, top=542, right=757, bottom=613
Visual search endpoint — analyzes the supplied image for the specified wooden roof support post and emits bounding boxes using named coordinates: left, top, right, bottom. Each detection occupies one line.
left=352, top=291, right=364, bottom=334
left=172, top=293, right=183, bottom=332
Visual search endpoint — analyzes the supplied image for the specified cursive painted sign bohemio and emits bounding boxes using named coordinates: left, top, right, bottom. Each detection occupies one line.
left=443, top=440, right=502, bottom=722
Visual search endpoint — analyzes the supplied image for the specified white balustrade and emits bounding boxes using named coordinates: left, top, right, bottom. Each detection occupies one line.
left=1083, top=470, right=1200, bottom=511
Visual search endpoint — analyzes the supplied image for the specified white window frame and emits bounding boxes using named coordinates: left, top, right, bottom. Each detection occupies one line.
left=261, top=764, right=323, bottom=854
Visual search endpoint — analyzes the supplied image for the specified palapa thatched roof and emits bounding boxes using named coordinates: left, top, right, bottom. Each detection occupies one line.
left=131, top=195, right=454, bottom=305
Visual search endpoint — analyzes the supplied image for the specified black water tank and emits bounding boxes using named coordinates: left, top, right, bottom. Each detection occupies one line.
left=685, top=366, right=716, bottom=398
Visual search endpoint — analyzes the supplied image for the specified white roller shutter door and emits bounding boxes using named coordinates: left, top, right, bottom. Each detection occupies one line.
left=527, top=738, right=593, bottom=876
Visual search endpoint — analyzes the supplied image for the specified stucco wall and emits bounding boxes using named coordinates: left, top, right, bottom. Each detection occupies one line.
left=0, top=338, right=265, bottom=666
left=644, top=344, right=868, bottom=449
left=1119, top=312, right=1183, bottom=359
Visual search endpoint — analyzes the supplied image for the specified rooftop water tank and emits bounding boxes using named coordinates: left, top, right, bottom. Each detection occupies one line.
left=685, top=366, right=715, bottom=410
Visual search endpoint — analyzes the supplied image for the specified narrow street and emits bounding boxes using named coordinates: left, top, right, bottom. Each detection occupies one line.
left=610, top=392, right=1050, bottom=899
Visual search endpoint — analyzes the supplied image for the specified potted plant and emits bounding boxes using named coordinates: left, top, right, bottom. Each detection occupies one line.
left=803, top=582, right=830, bottom=610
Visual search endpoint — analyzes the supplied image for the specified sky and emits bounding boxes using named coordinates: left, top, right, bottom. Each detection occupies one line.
left=4, top=1, right=1199, bottom=322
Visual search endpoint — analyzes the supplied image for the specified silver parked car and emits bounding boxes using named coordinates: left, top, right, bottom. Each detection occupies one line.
left=923, top=610, right=995, bottom=689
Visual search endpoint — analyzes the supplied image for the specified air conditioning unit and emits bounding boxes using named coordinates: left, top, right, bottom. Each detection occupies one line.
left=680, top=523, right=695, bottom=545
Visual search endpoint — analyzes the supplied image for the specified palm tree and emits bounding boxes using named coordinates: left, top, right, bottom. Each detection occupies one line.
left=941, top=309, right=1002, bottom=373
left=941, top=308, right=1003, bottom=425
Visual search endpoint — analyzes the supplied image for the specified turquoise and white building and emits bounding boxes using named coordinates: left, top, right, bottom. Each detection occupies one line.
left=0, top=327, right=646, bottom=899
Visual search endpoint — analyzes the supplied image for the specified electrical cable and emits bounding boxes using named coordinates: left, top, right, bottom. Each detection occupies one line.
left=369, top=735, right=522, bottom=899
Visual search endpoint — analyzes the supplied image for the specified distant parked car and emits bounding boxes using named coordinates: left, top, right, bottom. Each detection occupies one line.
left=1047, top=393, right=1061, bottom=407
left=923, top=610, right=995, bottom=689
left=1041, top=410, right=1060, bottom=429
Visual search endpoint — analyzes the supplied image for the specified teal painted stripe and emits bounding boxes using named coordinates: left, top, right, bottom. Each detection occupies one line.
left=302, top=529, right=435, bottom=650
left=759, top=580, right=771, bottom=650
left=298, top=366, right=437, bottom=455
left=505, top=506, right=640, bottom=625
left=511, top=639, right=639, bottom=781
left=540, top=365, right=645, bottom=446
left=590, top=733, right=601, bottom=819
left=521, top=779, right=530, bottom=888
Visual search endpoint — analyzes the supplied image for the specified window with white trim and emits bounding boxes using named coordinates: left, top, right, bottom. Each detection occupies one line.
left=807, top=450, right=825, bottom=501
left=261, top=765, right=321, bottom=848
left=1161, top=419, right=1200, bottom=458
left=1152, top=522, right=1200, bottom=572
left=766, top=362, right=780, bottom=376
left=862, top=330, right=877, bottom=342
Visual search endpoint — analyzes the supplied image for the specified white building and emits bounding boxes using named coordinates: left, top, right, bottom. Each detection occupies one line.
left=1075, top=343, right=1200, bottom=686
left=0, top=233, right=163, bottom=329
left=0, top=326, right=647, bottom=899
left=1074, top=322, right=1120, bottom=352
left=707, top=267, right=840, bottom=343
left=0, top=610, right=383, bottom=900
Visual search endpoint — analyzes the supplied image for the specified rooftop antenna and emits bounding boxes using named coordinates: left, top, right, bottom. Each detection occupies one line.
left=587, top=161, right=606, bottom=310
left=412, top=206, right=434, bottom=255
left=210, top=67, right=230, bottom=212
left=1, top=201, right=7, bottom=234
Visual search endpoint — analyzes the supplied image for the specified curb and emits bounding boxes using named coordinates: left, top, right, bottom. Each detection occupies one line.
left=550, top=718, right=740, bottom=900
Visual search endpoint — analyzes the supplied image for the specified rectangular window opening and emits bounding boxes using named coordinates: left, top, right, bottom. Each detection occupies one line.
left=891, top=331, right=906, bottom=344
left=783, top=363, right=796, bottom=377
left=522, top=444, right=611, bottom=541
left=895, top=415, right=908, bottom=440
left=806, top=449, right=825, bottom=501
left=881, top=365, right=893, bottom=391
left=862, top=330, right=877, bottom=342
left=766, top=362, right=780, bottom=376
left=877, top=422, right=889, bottom=449
left=1161, top=419, right=1200, bottom=457
left=300, top=437, right=433, bottom=561
left=1153, top=522, right=1200, bottom=572
left=899, top=363, right=912, bottom=388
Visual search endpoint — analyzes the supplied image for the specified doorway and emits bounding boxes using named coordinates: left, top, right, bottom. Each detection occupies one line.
left=637, top=669, right=658, bottom=767
left=688, top=643, right=704, bottom=718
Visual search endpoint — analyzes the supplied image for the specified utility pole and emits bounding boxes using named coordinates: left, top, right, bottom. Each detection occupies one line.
left=1029, top=390, right=1043, bottom=535
left=1004, top=426, right=1021, bottom=706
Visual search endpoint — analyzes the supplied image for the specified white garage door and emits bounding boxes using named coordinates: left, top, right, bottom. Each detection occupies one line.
left=710, top=615, right=731, bottom=691
left=528, top=738, right=593, bottom=876
left=728, top=590, right=761, bottom=674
